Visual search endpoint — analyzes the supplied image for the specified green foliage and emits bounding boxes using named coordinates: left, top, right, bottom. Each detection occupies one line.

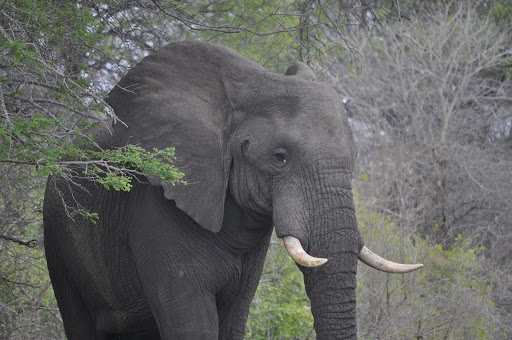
left=488, top=0, right=512, bottom=22
left=0, top=114, right=184, bottom=191
left=0, top=226, right=65, bottom=339
left=246, top=235, right=314, bottom=339
left=90, top=146, right=185, bottom=191
left=178, top=0, right=360, bottom=73
left=356, top=196, right=500, bottom=339
left=377, top=0, right=393, bottom=20
left=1, top=0, right=105, bottom=74
left=69, top=209, right=99, bottom=224
left=0, top=2, right=184, bottom=336
left=203, top=0, right=300, bottom=70
left=0, top=0, right=185, bottom=215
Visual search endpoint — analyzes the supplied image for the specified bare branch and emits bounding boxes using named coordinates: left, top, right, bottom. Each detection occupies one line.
left=0, top=235, right=38, bottom=248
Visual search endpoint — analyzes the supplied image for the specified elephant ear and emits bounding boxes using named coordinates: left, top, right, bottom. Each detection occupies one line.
left=285, top=62, right=317, bottom=81
left=106, top=41, right=266, bottom=233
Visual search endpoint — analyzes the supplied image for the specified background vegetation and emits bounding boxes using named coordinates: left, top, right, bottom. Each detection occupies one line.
left=1, top=0, right=511, bottom=339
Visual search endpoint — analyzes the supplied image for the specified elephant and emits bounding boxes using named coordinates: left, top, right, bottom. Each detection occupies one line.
left=43, top=41, right=422, bottom=340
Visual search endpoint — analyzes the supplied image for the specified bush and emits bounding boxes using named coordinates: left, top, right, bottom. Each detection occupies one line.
left=247, top=235, right=314, bottom=339
left=356, top=195, right=503, bottom=339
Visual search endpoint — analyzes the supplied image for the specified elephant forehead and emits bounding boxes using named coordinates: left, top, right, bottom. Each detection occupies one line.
left=282, top=113, right=353, bottom=153
left=266, top=90, right=348, bottom=135
left=239, top=79, right=355, bottom=156
left=247, top=103, right=353, bottom=157
left=254, top=83, right=342, bottom=118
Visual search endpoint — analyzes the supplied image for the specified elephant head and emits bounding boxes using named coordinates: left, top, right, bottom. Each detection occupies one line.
left=107, top=41, right=422, bottom=339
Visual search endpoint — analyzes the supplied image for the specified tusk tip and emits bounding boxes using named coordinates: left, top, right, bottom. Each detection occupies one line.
left=358, top=246, right=424, bottom=274
left=396, top=263, right=424, bottom=273
left=282, top=236, right=329, bottom=267
left=295, top=257, right=328, bottom=268
left=308, top=257, right=328, bottom=267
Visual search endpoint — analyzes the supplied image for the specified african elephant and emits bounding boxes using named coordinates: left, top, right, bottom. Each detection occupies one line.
left=43, top=41, right=422, bottom=340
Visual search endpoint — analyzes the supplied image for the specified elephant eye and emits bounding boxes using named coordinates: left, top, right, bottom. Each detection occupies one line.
left=274, top=152, right=287, bottom=165
left=241, top=140, right=250, bottom=152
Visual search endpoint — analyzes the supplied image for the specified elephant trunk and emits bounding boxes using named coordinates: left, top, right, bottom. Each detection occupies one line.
left=301, top=202, right=361, bottom=340
left=274, top=181, right=362, bottom=339
left=303, top=259, right=359, bottom=339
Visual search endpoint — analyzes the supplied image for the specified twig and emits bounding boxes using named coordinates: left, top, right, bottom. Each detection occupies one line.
left=0, top=276, right=41, bottom=288
left=0, top=235, right=38, bottom=248
left=0, top=84, right=11, bottom=126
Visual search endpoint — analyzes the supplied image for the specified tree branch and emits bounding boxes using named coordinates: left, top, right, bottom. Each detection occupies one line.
left=0, top=235, right=38, bottom=248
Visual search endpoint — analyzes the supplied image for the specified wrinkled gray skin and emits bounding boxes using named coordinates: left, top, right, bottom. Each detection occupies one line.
left=43, top=41, right=363, bottom=339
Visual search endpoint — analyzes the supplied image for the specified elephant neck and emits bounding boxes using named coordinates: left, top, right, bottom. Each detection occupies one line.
left=215, top=191, right=273, bottom=254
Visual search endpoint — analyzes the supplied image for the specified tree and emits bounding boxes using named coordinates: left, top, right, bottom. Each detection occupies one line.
left=332, top=1, right=512, bottom=336
left=0, top=2, right=184, bottom=337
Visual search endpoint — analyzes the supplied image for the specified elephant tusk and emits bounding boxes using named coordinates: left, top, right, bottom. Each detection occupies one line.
left=282, top=236, right=328, bottom=267
left=358, top=246, right=423, bottom=273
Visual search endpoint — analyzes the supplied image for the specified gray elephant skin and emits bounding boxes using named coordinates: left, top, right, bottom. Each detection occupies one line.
left=43, top=41, right=407, bottom=340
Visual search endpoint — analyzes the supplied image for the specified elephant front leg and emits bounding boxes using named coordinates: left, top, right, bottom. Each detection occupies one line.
left=131, top=240, right=221, bottom=338
left=216, top=230, right=272, bottom=340
left=148, top=285, right=219, bottom=340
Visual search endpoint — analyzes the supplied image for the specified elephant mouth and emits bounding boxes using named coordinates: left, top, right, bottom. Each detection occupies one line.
left=282, top=235, right=423, bottom=273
